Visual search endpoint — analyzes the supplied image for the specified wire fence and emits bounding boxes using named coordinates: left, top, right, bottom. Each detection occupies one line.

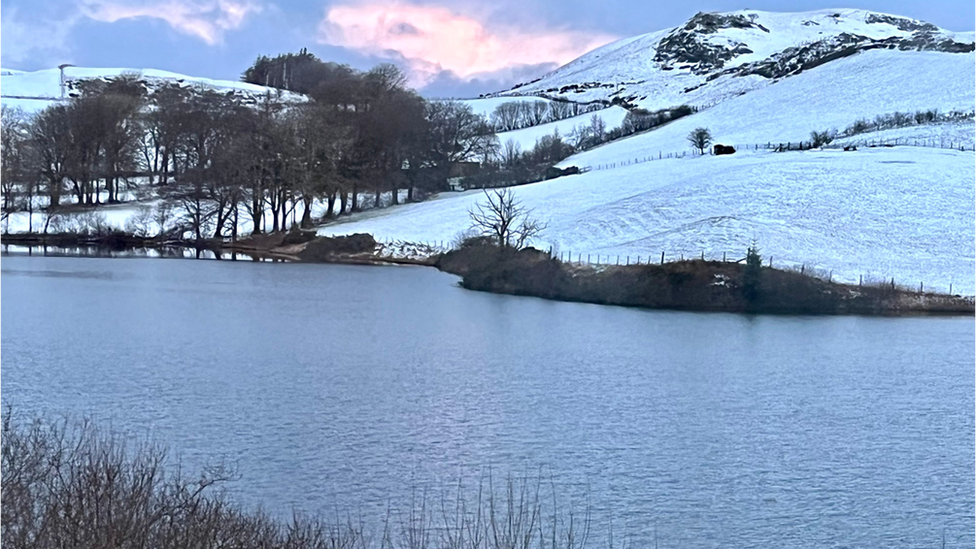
left=548, top=248, right=971, bottom=297
left=582, top=136, right=976, bottom=171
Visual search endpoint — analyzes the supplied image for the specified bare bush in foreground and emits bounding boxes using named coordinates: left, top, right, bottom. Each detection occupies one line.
left=1, top=412, right=594, bottom=549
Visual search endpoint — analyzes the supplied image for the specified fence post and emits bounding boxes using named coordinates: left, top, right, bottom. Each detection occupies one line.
left=626, top=255, right=630, bottom=265
left=859, top=274, right=862, bottom=286
left=661, top=251, right=665, bottom=264
left=919, top=281, right=923, bottom=293
left=700, top=251, right=704, bottom=260
left=950, top=283, right=953, bottom=294
left=801, top=265, right=805, bottom=275
left=723, top=251, right=727, bottom=262
left=768, top=256, right=772, bottom=267
left=616, top=255, right=619, bottom=265
left=587, top=254, right=590, bottom=263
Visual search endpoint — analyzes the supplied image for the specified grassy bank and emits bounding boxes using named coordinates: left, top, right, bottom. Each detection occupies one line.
left=436, top=243, right=974, bottom=316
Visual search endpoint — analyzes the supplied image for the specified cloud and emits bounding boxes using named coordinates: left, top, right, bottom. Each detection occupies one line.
left=1, top=7, right=80, bottom=67
left=79, top=0, right=264, bottom=45
left=419, top=62, right=559, bottom=98
left=318, top=0, right=616, bottom=87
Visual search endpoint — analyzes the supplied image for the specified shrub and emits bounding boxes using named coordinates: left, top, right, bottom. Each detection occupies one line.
left=742, top=243, right=762, bottom=303
left=1, top=412, right=595, bottom=549
left=810, top=129, right=835, bottom=147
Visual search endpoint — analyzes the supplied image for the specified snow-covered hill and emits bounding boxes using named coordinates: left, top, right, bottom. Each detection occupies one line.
left=490, top=9, right=974, bottom=112
left=0, top=67, right=305, bottom=113
left=318, top=146, right=975, bottom=294
left=557, top=48, right=975, bottom=169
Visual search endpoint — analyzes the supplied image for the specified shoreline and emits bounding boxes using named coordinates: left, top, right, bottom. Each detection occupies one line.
left=3, top=231, right=972, bottom=317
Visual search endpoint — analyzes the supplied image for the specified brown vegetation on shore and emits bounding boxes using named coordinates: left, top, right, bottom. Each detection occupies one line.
left=436, top=242, right=974, bottom=316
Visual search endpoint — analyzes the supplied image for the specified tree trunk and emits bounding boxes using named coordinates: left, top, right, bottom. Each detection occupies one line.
left=251, top=193, right=263, bottom=234
left=300, top=195, right=313, bottom=228
left=326, top=192, right=336, bottom=218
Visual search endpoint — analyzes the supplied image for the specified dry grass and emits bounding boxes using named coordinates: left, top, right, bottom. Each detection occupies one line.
left=2, top=412, right=594, bottom=549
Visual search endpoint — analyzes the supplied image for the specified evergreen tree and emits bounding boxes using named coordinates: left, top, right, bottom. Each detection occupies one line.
left=743, top=242, right=762, bottom=303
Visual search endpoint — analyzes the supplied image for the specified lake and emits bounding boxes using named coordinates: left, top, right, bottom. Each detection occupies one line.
left=2, top=255, right=973, bottom=548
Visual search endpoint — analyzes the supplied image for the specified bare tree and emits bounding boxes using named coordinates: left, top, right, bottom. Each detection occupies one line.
left=527, top=101, right=550, bottom=126
left=810, top=129, right=835, bottom=148
left=687, top=127, right=712, bottom=155
left=468, top=188, right=547, bottom=249
left=501, top=139, right=522, bottom=169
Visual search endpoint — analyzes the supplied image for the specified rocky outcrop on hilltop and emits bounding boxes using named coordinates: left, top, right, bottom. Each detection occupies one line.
left=654, top=12, right=766, bottom=74
left=490, top=9, right=975, bottom=110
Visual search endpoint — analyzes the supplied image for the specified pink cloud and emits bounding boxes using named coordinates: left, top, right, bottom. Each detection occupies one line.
left=80, top=0, right=263, bottom=45
left=318, top=1, right=616, bottom=86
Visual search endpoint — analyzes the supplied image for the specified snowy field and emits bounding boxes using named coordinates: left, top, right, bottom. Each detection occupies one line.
left=318, top=146, right=975, bottom=294
left=558, top=50, right=975, bottom=169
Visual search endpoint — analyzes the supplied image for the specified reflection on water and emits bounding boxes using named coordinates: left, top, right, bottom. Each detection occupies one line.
left=1, top=244, right=283, bottom=261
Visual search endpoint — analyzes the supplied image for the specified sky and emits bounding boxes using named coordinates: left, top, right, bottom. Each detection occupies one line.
left=2, top=0, right=974, bottom=97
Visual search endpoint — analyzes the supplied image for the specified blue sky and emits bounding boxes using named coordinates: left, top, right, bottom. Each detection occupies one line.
left=2, top=0, right=973, bottom=97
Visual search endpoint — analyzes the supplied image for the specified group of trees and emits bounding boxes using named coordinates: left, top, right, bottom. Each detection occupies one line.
left=1, top=57, right=508, bottom=239
left=842, top=109, right=973, bottom=138
left=620, top=105, right=695, bottom=136
left=1, top=48, right=716, bottom=240
left=488, top=100, right=604, bottom=132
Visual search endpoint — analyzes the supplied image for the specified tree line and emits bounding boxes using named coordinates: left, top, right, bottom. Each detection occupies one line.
left=1, top=50, right=694, bottom=239
left=488, top=99, right=605, bottom=132
left=1, top=57, right=505, bottom=238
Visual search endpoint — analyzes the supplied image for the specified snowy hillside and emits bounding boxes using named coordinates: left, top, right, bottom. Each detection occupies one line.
left=490, top=9, right=974, bottom=111
left=318, top=147, right=975, bottom=294
left=0, top=66, right=305, bottom=113
left=558, top=49, right=975, bottom=169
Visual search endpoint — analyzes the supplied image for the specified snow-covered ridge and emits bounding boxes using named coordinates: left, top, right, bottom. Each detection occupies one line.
left=1, top=67, right=306, bottom=113
left=490, top=9, right=975, bottom=111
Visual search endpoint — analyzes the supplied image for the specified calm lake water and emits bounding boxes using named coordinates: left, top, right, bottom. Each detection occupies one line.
left=2, top=255, right=973, bottom=548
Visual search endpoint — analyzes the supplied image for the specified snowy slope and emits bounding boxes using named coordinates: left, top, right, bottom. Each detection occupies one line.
left=558, top=49, right=975, bottom=169
left=1, top=66, right=305, bottom=113
left=492, top=9, right=975, bottom=111
left=317, top=147, right=975, bottom=294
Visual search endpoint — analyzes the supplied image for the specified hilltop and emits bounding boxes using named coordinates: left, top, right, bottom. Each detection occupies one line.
left=0, top=66, right=305, bottom=113
left=489, top=9, right=974, bottom=111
